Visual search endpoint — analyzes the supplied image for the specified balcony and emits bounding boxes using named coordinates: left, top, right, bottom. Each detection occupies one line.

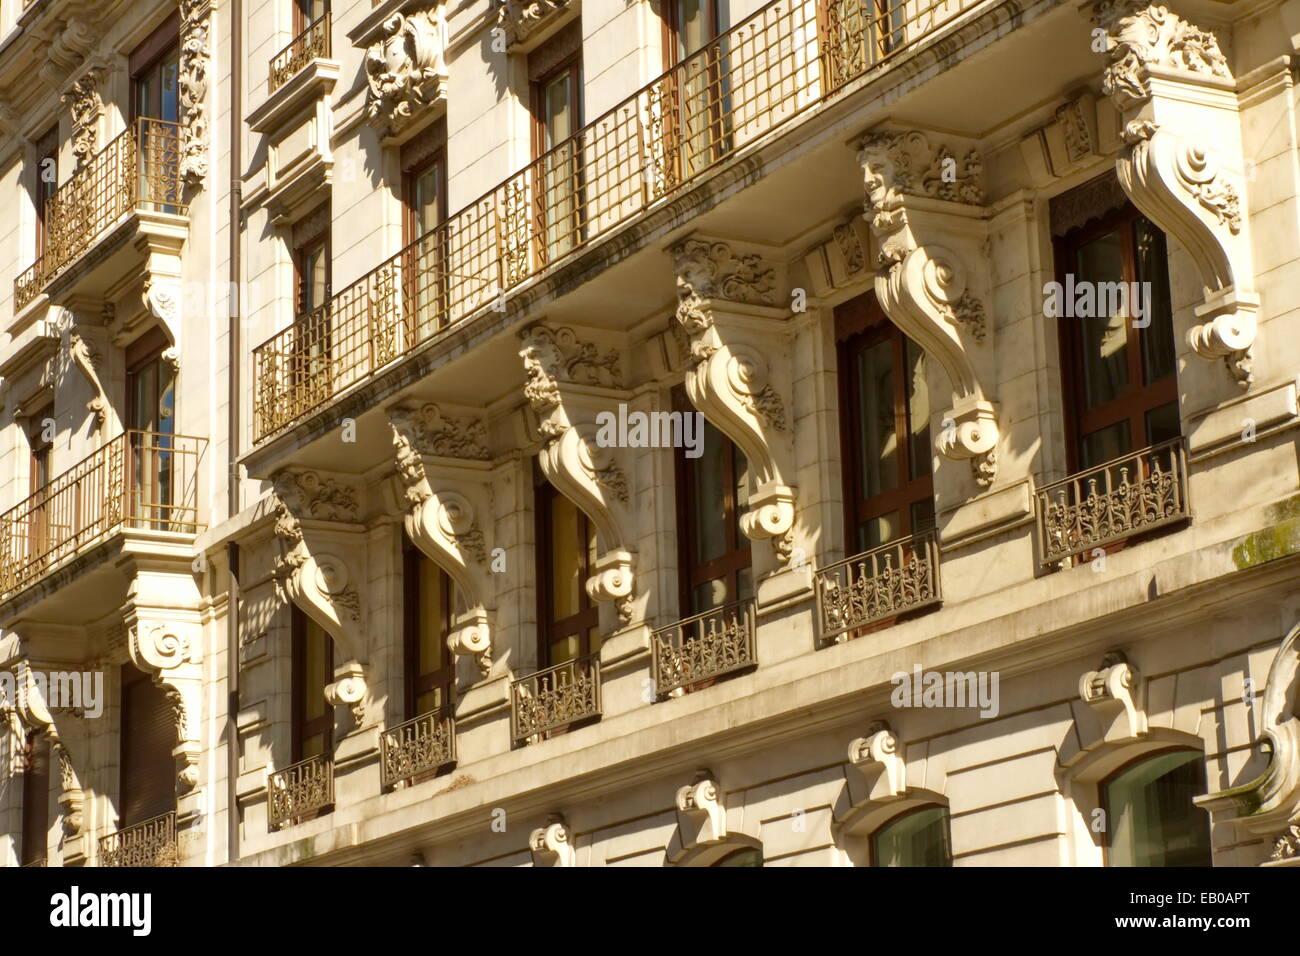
left=0, top=430, right=206, bottom=604
left=1036, top=438, right=1191, bottom=568
left=380, top=711, right=456, bottom=788
left=269, top=11, right=331, bottom=93
left=817, top=529, right=942, bottom=642
left=99, top=811, right=178, bottom=867
left=251, top=0, right=983, bottom=441
left=652, top=598, right=756, bottom=698
left=14, top=119, right=185, bottom=313
left=511, top=654, right=602, bottom=744
left=268, top=755, right=334, bottom=830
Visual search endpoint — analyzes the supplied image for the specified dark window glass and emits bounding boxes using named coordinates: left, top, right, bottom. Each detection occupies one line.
left=535, top=477, right=600, bottom=666
left=712, top=847, right=762, bottom=866
left=872, top=805, right=953, bottom=867
left=404, top=545, right=457, bottom=719
left=35, top=126, right=58, bottom=256
left=292, top=610, right=333, bottom=761
left=20, top=732, right=50, bottom=866
left=1104, top=750, right=1212, bottom=867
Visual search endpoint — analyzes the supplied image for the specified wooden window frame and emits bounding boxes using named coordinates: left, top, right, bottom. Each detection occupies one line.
left=529, top=47, right=585, bottom=265
left=401, top=129, right=449, bottom=340
left=1054, top=203, right=1179, bottom=473
left=34, top=125, right=58, bottom=257
left=534, top=474, right=601, bottom=668
left=293, top=0, right=330, bottom=35
left=834, top=293, right=934, bottom=550
left=291, top=608, right=334, bottom=763
left=130, top=14, right=181, bottom=123
left=402, top=541, right=457, bottom=721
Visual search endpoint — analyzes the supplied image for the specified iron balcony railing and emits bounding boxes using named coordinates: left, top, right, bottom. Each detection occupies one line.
left=251, top=0, right=984, bottom=440
left=652, top=598, right=756, bottom=698
left=1037, top=438, right=1190, bottom=567
left=0, top=430, right=207, bottom=601
left=99, top=811, right=178, bottom=867
left=269, top=11, right=331, bottom=93
left=14, top=118, right=186, bottom=312
left=380, top=710, right=456, bottom=788
left=267, top=754, right=334, bottom=830
left=817, top=528, right=942, bottom=642
left=511, top=653, right=601, bottom=744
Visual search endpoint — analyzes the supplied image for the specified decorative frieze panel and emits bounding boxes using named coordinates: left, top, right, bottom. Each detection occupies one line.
left=364, top=9, right=450, bottom=141
left=1092, top=2, right=1258, bottom=389
left=804, top=215, right=874, bottom=297
left=858, top=128, right=999, bottom=488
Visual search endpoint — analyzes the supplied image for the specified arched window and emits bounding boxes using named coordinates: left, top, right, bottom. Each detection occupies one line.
left=871, top=804, right=952, bottom=867
left=711, top=847, right=762, bottom=867
left=1102, top=748, right=1211, bottom=867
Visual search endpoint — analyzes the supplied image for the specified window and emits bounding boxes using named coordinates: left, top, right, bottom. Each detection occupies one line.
left=530, top=27, right=583, bottom=263
left=712, top=847, right=762, bottom=866
left=404, top=544, right=457, bottom=720
left=26, top=407, right=53, bottom=564
left=131, top=15, right=181, bottom=212
left=126, top=330, right=178, bottom=528
left=292, top=208, right=333, bottom=410
left=1102, top=749, right=1212, bottom=867
left=120, top=664, right=177, bottom=827
left=20, top=730, right=50, bottom=866
left=836, top=293, right=934, bottom=553
left=674, top=388, right=752, bottom=616
left=294, top=0, right=329, bottom=33
left=871, top=805, right=952, bottom=866
left=662, top=0, right=725, bottom=65
left=1056, top=203, right=1179, bottom=472
left=34, top=125, right=58, bottom=257
left=535, top=475, right=600, bottom=667
left=402, top=123, right=448, bottom=342
left=660, top=0, right=731, bottom=176
left=296, top=230, right=330, bottom=317
left=292, top=609, right=333, bottom=761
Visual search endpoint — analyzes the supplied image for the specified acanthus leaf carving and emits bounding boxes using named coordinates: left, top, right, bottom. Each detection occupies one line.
left=62, top=68, right=103, bottom=168
left=496, top=0, right=571, bottom=50
left=365, top=10, right=450, bottom=139
left=65, top=324, right=108, bottom=434
left=1092, top=0, right=1231, bottom=110
left=178, top=0, right=211, bottom=187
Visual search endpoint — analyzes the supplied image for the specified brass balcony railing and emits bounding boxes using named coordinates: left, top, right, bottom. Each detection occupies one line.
left=0, top=430, right=206, bottom=600
left=99, top=811, right=178, bottom=867
left=1037, top=438, right=1191, bottom=567
left=817, top=529, right=942, bottom=642
left=251, top=0, right=984, bottom=441
left=268, top=755, right=334, bottom=829
left=511, top=653, right=601, bottom=744
left=13, top=118, right=185, bottom=312
left=269, top=11, right=331, bottom=93
left=380, top=710, right=456, bottom=788
left=652, top=598, right=756, bottom=698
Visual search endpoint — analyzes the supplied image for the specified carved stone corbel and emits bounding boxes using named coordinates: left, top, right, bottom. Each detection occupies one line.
left=12, top=664, right=84, bottom=840
left=389, top=403, right=497, bottom=676
left=272, top=471, right=370, bottom=721
left=364, top=8, right=450, bottom=141
left=495, top=0, right=571, bottom=51
left=859, top=128, right=998, bottom=487
left=530, top=814, right=577, bottom=867
left=1093, top=1, right=1257, bottom=388
left=847, top=721, right=907, bottom=803
left=519, top=325, right=641, bottom=625
left=65, top=325, right=108, bottom=434
left=675, top=771, right=727, bottom=847
left=142, top=275, right=183, bottom=348
left=1079, top=650, right=1147, bottom=744
left=671, top=238, right=800, bottom=559
left=178, top=0, right=211, bottom=187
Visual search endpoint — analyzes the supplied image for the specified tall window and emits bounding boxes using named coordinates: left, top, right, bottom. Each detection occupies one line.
left=535, top=476, right=600, bottom=667
left=404, top=544, right=457, bottom=720
left=675, top=389, right=752, bottom=616
left=126, top=329, right=178, bottom=528
left=34, top=125, right=58, bottom=257
left=836, top=293, right=934, bottom=552
left=872, top=805, right=952, bottom=867
left=292, top=609, right=333, bottom=761
left=530, top=26, right=583, bottom=263
left=661, top=0, right=731, bottom=176
left=120, top=663, right=177, bottom=827
left=1102, top=749, right=1212, bottom=867
left=402, top=123, right=448, bottom=341
left=131, top=16, right=181, bottom=212
left=293, top=209, right=332, bottom=410
left=294, top=0, right=329, bottom=32
left=27, top=407, right=53, bottom=564
left=20, top=730, right=50, bottom=866
left=1056, top=203, right=1178, bottom=472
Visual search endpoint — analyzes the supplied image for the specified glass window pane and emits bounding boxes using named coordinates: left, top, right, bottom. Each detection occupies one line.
left=1081, top=420, right=1131, bottom=471
left=549, top=633, right=579, bottom=665
left=303, top=618, right=329, bottom=721
left=549, top=493, right=582, bottom=622
left=692, top=577, right=727, bottom=616
left=855, top=339, right=898, bottom=498
left=713, top=847, right=762, bottom=867
left=905, top=337, right=931, bottom=480
left=543, top=73, right=572, bottom=148
left=733, top=442, right=749, bottom=546
left=859, top=510, right=899, bottom=551
left=1135, top=219, right=1176, bottom=386
left=1145, top=401, right=1180, bottom=448
left=692, top=421, right=728, bottom=564
left=1075, top=230, right=1129, bottom=408
left=910, top=499, right=936, bottom=535
left=414, top=164, right=441, bottom=235
left=675, top=0, right=709, bottom=59
left=1106, top=750, right=1212, bottom=867
left=872, top=805, right=952, bottom=866
left=418, top=556, right=447, bottom=676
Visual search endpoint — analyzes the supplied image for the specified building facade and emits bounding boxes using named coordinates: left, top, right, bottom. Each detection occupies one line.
left=0, top=0, right=1299, bottom=867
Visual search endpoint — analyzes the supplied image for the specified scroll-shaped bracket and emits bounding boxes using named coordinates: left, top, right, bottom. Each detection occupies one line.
left=127, top=615, right=204, bottom=794
left=65, top=325, right=108, bottom=435
left=1079, top=650, right=1147, bottom=745
left=858, top=128, right=999, bottom=487
left=670, top=237, right=798, bottom=558
left=11, top=663, right=85, bottom=839
left=325, top=659, right=367, bottom=726
left=519, top=325, right=640, bottom=625
left=846, top=721, right=907, bottom=804
left=675, top=770, right=727, bottom=847
left=530, top=814, right=577, bottom=867
left=390, top=403, right=497, bottom=676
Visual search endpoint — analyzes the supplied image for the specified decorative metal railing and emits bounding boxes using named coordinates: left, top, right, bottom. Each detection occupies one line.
left=511, top=653, right=601, bottom=743
left=13, top=118, right=185, bottom=312
left=817, top=529, right=942, bottom=642
left=1037, top=438, right=1190, bottom=567
left=269, top=11, right=331, bottom=93
left=0, top=430, right=206, bottom=601
left=99, top=811, right=178, bottom=867
left=251, top=0, right=985, bottom=440
left=380, top=711, right=456, bottom=788
left=267, top=754, right=334, bottom=829
left=652, top=598, right=756, bottom=697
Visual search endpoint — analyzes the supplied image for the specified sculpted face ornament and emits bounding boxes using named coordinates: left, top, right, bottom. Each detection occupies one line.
left=365, top=10, right=450, bottom=137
